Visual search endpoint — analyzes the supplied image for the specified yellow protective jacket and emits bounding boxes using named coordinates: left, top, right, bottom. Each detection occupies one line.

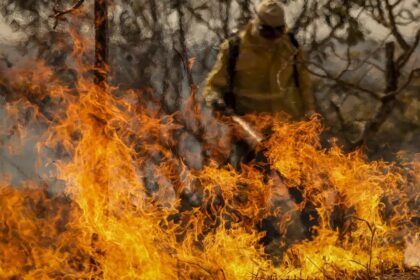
left=203, top=23, right=315, bottom=119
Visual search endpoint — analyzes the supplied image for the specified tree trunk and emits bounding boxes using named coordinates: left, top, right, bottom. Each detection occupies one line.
left=361, top=41, right=399, bottom=146
left=94, top=0, right=108, bottom=85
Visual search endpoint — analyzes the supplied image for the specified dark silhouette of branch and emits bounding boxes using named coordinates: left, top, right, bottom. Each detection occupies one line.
left=291, top=0, right=310, bottom=34
left=306, top=61, right=380, bottom=100
left=50, top=0, right=85, bottom=29
left=174, top=0, right=193, bottom=88
left=397, top=28, right=420, bottom=69
left=353, top=42, right=399, bottom=148
left=220, top=0, right=232, bottom=38
left=396, top=8, right=420, bottom=24
left=174, top=48, right=194, bottom=91
left=384, top=0, right=410, bottom=50
left=347, top=216, right=377, bottom=278
left=236, top=0, right=252, bottom=28
left=185, top=5, right=221, bottom=41
left=392, top=67, right=420, bottom=97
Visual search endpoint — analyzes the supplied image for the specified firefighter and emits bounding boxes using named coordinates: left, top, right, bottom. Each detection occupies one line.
left=201, top=1, right=316, bottom=260
left=203, top=0, right=316, bottom=168
left=203, top=0, right=315, bottom=119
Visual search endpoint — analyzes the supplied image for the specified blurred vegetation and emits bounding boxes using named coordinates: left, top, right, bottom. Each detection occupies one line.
left=0, top=0, right=419, bottom=158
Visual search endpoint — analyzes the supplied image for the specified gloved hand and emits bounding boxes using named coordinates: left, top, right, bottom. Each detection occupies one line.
left=204, top=91, right=233, bottom=114
left=212, top=97, right=228, bottom=112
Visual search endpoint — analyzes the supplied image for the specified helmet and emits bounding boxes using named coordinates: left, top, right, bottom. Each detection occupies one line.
left=256, top=0, right=285, bottom=27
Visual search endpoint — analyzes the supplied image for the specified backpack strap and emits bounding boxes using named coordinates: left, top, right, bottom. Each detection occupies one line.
left=225, top=34, right=241, bottom=111
left=288, top=32, right=300, bottom=89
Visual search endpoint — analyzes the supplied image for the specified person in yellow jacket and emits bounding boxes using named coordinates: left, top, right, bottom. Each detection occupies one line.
left=202, top=2, right=316, bottom=256
left=203, top=0, right=315, bottom=120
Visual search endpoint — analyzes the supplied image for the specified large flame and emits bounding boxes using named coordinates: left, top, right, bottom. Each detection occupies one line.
left=0, top=33, right=418, bottom=279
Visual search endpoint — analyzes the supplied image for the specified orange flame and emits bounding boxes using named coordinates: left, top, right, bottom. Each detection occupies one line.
left=0, top=32, right=417, bottom=279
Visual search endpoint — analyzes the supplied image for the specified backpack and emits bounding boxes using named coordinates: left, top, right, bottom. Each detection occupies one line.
left=224, top=32, right=301, bottom=111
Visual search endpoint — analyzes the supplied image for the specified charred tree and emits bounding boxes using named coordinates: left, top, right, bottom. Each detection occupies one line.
left=94, top=0, right=108, bottom=85
left=359, top=42, right=399, bottom=146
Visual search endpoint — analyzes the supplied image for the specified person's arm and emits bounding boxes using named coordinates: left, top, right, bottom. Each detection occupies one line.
left=297, top=49, right=316, bottom=115
left=202, top=40, right=230, bottom=109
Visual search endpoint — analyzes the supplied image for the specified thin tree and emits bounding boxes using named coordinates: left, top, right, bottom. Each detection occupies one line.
left=94, top=0, right=108, bottom=85
left=51, top=0, right=108, bottom=85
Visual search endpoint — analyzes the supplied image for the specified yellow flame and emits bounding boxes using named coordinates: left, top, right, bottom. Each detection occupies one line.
left=0, top=32, right=417, bottom=279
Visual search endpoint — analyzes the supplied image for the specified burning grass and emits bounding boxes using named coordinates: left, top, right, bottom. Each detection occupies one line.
left=0, top=37, right=418, bottom=279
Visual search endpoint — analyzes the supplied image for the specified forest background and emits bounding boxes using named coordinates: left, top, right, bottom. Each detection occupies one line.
left=0, top=0, right=419, bottom=178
